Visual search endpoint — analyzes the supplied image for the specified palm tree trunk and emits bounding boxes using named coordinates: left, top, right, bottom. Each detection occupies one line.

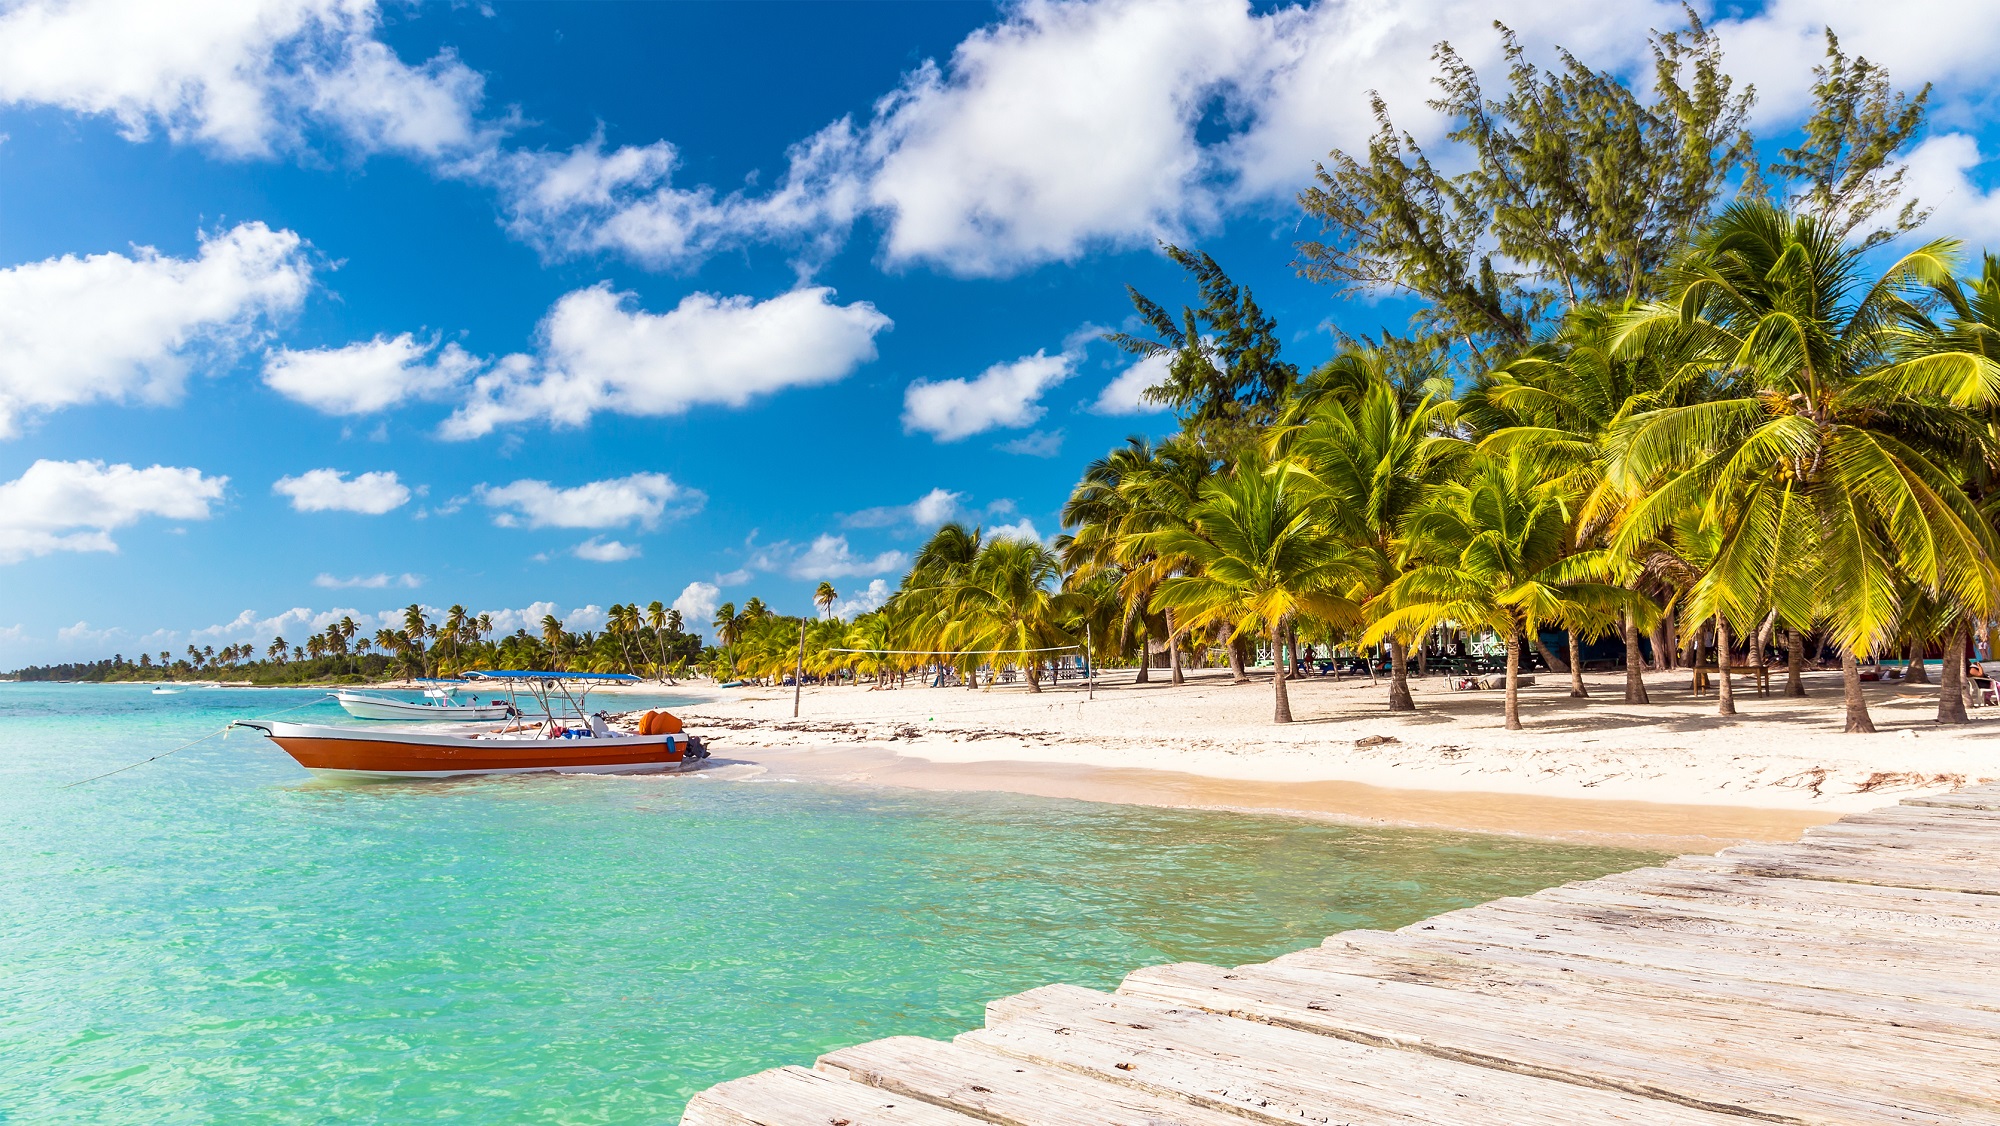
left=1716, top=615, right=1736, bottom=717
left=1906, top=639, right=1929, bottom=684
left=1622, top=610, right=1650, bottom=704
left=1652, top=617, right=1674, bottom=671
left=1287, top=627, right=1302, bottom=682
left=1566, top=630, right=1587, bottom=698
left=1225, top=624, right=1248, bottom=684
left=1785, top=629, right=1807, bottom=696
left=1167, top=610, right=1184, bottom=686
left=1271, top=620, right=1293, bottom=724
left=1417, top=633, right=1428, bottom=677
left=1532, top=633, right=1569, bottom=674
left=1842, top=649, right=1875, bottom=733
left=1387, top=636, right=1414, bottom=712
left=1134, top=623, right=1150, bottom=684
left=1026, top=659, right=1041, bottom=694
left=1503, top=630, right=1522, bottom=731
left=1938, top=619, right=1969, bottom=724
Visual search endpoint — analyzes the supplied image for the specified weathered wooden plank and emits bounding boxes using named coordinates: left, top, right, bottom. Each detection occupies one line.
left=1460, top=894, right=2000, bottom=971
left=682, top=1065, right=990, bottom=1126
left=1525, top=882, right=2000, bottom=954
left=1390, top=902, right=2000, bottom=1011
left=817, top=1035, right=1248, bottom=1126
left=1670, top=849, right=2000, bottom=895
left=967, top=984, right=1744, bottom=1125
left=1120, top=961, right=2000, bottom=1123
left=1312, top=928, right=2000, bottom=1042
left=1586, top=867, right=2000, bottom=926
left=1902, top=790, right=2000, bottom=811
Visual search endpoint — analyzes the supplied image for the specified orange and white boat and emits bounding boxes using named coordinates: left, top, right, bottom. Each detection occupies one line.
left=234, top=671, right=707, bottom=779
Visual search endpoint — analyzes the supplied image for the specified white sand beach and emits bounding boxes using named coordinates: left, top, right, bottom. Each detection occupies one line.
left=652, top=665, right=2000, bottom=851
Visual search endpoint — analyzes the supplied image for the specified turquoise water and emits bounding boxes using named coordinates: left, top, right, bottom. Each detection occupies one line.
left=0, top=684, right=1662, bottom=1123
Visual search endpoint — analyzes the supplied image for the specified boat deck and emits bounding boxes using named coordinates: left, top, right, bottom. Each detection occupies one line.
left=683, top=783, right=2000, bottom=1125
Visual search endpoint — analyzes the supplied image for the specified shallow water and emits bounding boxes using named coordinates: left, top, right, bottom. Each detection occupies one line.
left=0, top=684, right=1664, bottom=1123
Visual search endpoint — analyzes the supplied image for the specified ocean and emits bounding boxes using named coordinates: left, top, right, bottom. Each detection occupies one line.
left=0, top=683, right=1662, bottom=1123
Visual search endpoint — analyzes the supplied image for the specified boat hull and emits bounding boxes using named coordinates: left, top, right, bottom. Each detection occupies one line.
left=332, top=691, right=515, bottom=722
left=241, top=720, right=696, bottom=779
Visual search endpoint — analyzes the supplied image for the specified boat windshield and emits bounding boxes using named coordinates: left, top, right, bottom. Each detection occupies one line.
left=462, top=671, right=637, bottom=721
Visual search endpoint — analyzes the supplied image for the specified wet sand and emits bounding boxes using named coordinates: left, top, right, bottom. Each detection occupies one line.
left=723, top=743, right=1837, bottom=853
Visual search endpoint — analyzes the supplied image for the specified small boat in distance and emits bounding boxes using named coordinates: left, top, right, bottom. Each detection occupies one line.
left=235, top=671, right=706, bottom=779
left=333, top=680, right=516, bottom=721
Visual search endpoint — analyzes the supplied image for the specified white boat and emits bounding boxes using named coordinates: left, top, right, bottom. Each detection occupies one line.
left=332, top=682, right=516, bottom=722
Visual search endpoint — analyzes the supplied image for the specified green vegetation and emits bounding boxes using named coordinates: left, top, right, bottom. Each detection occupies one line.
left=21, top=22, right=1993, bottom=740
left=10, top=601, right=703, bottom=685
left=717, top=21, right=2000, bottom=736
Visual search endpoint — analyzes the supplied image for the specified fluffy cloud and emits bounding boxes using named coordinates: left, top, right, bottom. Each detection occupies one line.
left=828, top=578, right=891, bottom=621
left=672, top=580, right=721, bottom=625
left=263, top=333, right=479, bottom=415
left=1899, top=134, right=2000, bottom=246
left=1092, top=352, right=1173, bottom=415
left=573, top=536, right=640, bottom=562
left=986, top=517, right=1044, bottom=544
left=0, top=0, right=488, bottom=159
left=442, top=284, right=891, bottom=438
left=865, top=0, right=1258, bottom=275
left=476, top=472, right=701, bottom=530
left=0, top=459, right=227, bottom=563
left=313, top=571, right=420, bottom=589
left=492, top=122, right=865, bottom=269
left=272, top=468, right=410, bottom=514
left=0, top=223, right=311, bottom=437
left=903, top=349, right=1074, bottom=441
left=751, top=533, right=908, bottom=581
left=844, top=487, right=963, bottom=529
left=999, top=429, right=1063, bottom=457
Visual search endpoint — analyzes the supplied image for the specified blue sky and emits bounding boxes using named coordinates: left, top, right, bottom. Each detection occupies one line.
left=2, top=0, right=1998, bottom=664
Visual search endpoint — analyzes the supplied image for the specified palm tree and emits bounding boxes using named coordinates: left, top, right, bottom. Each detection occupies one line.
left=1274, top=362, right=1466, bottom=711
left=1147, top=458, right=1359, bottom=722
left=1612, top=203, right=2000, bottom=732
left=1370, top=452, right=1629, bottom=730
left=540, top=614, right=569, bottom=671
left=814, top=582, right=838, bottom=620
left=950, top=537, right=1076, bottom=692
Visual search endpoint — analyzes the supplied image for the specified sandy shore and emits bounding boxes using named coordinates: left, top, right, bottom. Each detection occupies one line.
left=660, top=664, right=1999, bottom=850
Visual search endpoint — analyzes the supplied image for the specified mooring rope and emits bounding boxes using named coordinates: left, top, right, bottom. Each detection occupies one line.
left=61, top=695, right=327, bottom=790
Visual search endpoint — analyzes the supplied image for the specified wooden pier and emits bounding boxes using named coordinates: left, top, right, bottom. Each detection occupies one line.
left=684, top=785, right=2000, bottom=1125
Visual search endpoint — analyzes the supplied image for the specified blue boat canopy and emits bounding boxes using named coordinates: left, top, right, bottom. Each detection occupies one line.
left=464, top=670, right=640, bottom=681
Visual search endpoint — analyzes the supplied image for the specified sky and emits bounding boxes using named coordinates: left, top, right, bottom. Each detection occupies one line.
left=3, top=0, right=2000, bottom=666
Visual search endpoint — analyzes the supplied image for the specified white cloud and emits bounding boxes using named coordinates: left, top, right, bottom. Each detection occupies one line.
left=763, top=534, right=908, bottom=580
left=986, top=517, right=1044, bottom=544
left=713, top=567, right=754, bottom=586
left=1899, top=134, right=2000, bottom=246
left=313, top=571, right=420, bottom=589
left=479, top=601, right=558, bottom=636
left=58, top=620, right=126, bottom=646
left=477, top=472, right=701, bottom=530
left=865, top=0, right=1258, bottom=276
left=492, top=121, right=865, bottom=269
left=573, top=536, right=640, bottom=562
left=564, top=604, right=607, bottom=632
left=263, top=333, right=479, bottom=415
left=829, top=578, right=892, bottom=621
left=441, top=284, right=891, bottom=438
left=272, top=468, right=410, bottom=514
left=673, top=581, right=721, bottom=625
left=0, top=459, right=226, bottom=563
left=999, top=429, right=1063, bottom=457
left=1092, top=352, right=1173, bottom=415
left=844, top=487, right=963, bottom=529
left=903, top=349, right=1074, bottom=441
left=0, top=0, right=489, bottom=159
left=0, top=222, right=311, bottom=436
